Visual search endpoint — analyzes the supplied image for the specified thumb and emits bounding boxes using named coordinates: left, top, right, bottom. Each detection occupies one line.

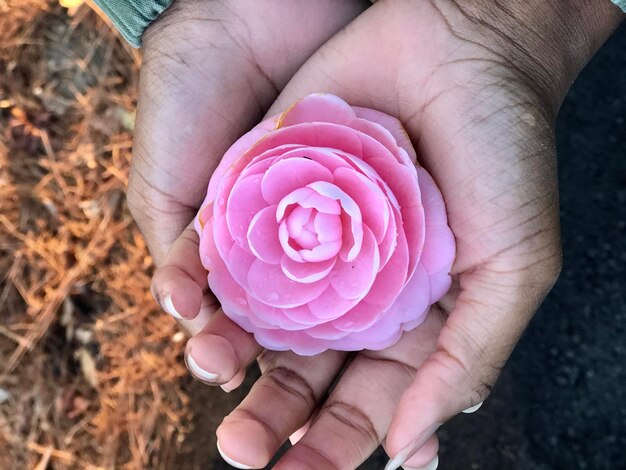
left=385, top=260, right=561, bottom=469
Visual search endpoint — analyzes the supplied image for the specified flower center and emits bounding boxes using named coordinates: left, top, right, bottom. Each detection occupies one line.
left=277, top=197, right=343, bottom=263
left=286, top=206, right=319, bottom=250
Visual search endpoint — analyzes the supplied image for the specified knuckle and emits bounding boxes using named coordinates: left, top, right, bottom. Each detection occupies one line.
left=427, top=346, right=499, bottom=411
left=260, top=366, right=317, bottom=409
left=321, top=400, right=379, bottom=444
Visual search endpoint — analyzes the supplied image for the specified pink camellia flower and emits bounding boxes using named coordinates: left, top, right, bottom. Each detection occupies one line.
left=195, top=93, right=455, bottom=355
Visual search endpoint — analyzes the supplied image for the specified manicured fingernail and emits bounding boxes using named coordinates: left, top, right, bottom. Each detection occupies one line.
left=186, top=352, right=219, bottom=382
left=289, top=420, right=311, bottom=445
left=216, top=439, right=254, bottom=469
left=403, top=454, right=439, bottom=470
left=462, top=401, right=483, bottom=413
left=385, top=424, right=441, bottom=470
left=220, top=382, right=236, bottom=393
left=162, top=293, right=182, bottom=319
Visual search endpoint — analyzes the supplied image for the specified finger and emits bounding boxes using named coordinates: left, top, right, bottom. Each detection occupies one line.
left=150, top=222, right=218, bottom=337
left=185, top=310, right=263, bottom=385
left=128, top=0, right=367, bottom=263
left=221, top=369, right=246, bottom=393
left=385, top=265, right=561, bottom=469
left=151, top=222, right=216, bottom=326
left=391, top=435, right=438, bottom=470
left=274, top=313, right=443, bottom=470
left=216, top=350, right=347, bottom=469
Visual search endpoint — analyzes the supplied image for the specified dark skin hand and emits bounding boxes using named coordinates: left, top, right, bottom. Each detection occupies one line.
left=130, top=1, right=623, bottom=468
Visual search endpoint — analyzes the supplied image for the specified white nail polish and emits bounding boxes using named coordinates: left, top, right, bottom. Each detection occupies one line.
left=186, top=353, right=219, bottom=382
left=462, top=401, right=483, bottom=413
left=162, top=293, right=182, bottom=319
left=216, top=439, right=254, bottom=469
left=403, top=455, right=439, bottom=470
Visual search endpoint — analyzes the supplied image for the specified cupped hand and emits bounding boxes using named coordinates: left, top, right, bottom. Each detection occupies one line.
left=127, top=0, right=368, bottom=335
left=182, top=1, right=622, bottom=469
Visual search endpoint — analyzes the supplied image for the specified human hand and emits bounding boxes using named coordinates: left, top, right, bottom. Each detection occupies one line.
left=184, top=1, right=622, bottom=468
left=126, top=0, right=367, bottom=336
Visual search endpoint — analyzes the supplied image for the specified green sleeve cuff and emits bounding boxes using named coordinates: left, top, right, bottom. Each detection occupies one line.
left=612, top=0, right=626, bottom=12
left=94, top=0, right=173, bottom=47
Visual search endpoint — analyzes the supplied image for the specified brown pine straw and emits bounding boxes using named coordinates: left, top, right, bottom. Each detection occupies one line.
left=0, top=1, right=192, bottom=467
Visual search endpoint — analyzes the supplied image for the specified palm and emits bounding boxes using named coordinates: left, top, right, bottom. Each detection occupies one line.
left=131, top=0, right=366, bottom=333
left=208, top=2, right=562, bottom=469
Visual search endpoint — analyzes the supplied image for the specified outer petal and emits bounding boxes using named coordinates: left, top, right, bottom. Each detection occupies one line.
left=206, top=115, right=278, bottom=202
left=359, top=215, right=408, bottom=309
left=391, top=263, right=431, bottom=324
left=252, top=328, right=333, bottom=356
left=333, top=166, right=389, bottom=243
left=427, top=266, right=453, bottom=304
left=277, top=93, right=357, bottom=128
left=352, top=105, right=417, bottom=163
left=417, top=167, right=456, bottom=275
left=226, top=173, right=266, bottom=250
left=366, top=157, right=425, bottom=277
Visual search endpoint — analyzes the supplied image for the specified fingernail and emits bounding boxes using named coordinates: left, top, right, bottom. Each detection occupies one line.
left=220, top=380, right=240, bottom=393
left=462, top=401, right=483, bottom=413
left=216, top=439, right=254, bottom=469
left=186, top=352, right=219, bottom=382
left=162, top=293, right=182, bottom=319
left=385, top=423, right=441, bottom=470
left=403, top=455, right=439, bottom=470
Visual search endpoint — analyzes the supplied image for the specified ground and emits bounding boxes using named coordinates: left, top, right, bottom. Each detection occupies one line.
left=0, top=2, right=624, bottom=469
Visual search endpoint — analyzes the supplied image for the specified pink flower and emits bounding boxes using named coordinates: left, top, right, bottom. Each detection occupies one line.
left=195, top=93, right=455, bottom=355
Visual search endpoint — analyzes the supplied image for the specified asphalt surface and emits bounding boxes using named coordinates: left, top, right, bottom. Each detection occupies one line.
left=180, top=24, right=626, bottom=470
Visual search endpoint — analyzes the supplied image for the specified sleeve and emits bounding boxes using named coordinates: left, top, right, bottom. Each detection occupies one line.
left=93, top=0, right=173, bottom=48
left=612, top=0, right=626, bottom=13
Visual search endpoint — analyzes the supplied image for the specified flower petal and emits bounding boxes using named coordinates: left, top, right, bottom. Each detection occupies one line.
left=206, top=115, right=277, bottom=201
left=366, top=157, right=425, bottom=277
left=305, top=322, right=351, bottom=340
left=328, top=226, right=379, bottom=300
left=331, top=301, right=384, bottom=332
left=359, top=215, right=409, bottom=309
left=420, top=224, right=456, bottom=274
left=226, top=173, right=267, bottom=250
left=280, top=255, right=336, bottom=283
left=353, top=106, right=417, bottom=163
left=427, top=265, right=453, bottom=304
left=245, top=295, right=313, bottom=331
left=314, top=212, right=342, bottom=243
left=333, top=166, right=389, bottom=242
left=278, top=93, right=356, bottom=128
left=247, top=206, right=283, bottom=264
left=307, top=181, right=363, bottom=262
left=299, top=240, right=342, bottom=262
left=391, top=263, right=431, bottom=324
left=276, top=187, right=341, bottom=221
left=246, top=260, right=329, bottom=308
left=261, top=156, right=333, bottom=204
left=308, top=286, right=362, bottom=321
